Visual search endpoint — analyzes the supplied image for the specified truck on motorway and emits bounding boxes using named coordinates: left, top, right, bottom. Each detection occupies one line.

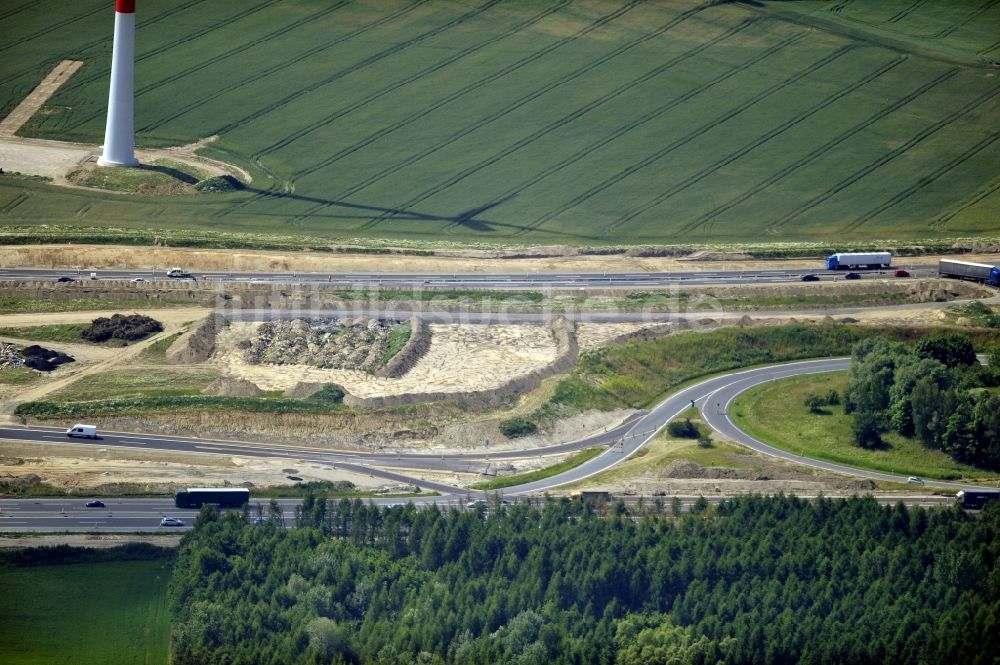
left=956, top=489, right=1000, bottom=510
left=166, top=267, right=192, bottom=278
left=570, top=491, right=612, bottom=504
left=175, top=487, right=250, bottom=509
left=825, top=252, right=892, bottom=270
left=937, top=259, right=1000, bottom=287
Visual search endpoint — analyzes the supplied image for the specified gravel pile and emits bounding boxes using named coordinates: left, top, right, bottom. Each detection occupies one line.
left=243, top=318, right=400, bottom=373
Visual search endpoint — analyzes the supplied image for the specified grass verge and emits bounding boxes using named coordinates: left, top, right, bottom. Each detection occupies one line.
left=547, top=324, right=1000, bottom=414
left=0, top=323, right=91, bottom=344
left=730, top=372, right=1000, bottom=482
left=0, top=297, right=195, bottom=314
left=49, top=369, right=219, bottom=401
left=470, top=448, right=602, bottom=490
left=0, top=557, right=171, bottom=665
left=564, top=424, right=755, bottom=489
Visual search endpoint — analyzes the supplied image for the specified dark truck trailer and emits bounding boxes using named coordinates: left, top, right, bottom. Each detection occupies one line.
left=175, top=487, right=250, bottom=509
left=956, top=489, right=1000, bottom=509
left=938, top=259, right=1000, bottom=287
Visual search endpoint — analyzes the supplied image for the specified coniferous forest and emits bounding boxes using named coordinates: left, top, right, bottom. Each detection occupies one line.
left=168, top=495, right=1000, bottom=665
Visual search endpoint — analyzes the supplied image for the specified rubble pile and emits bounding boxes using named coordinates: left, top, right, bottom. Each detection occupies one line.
left=0, top=343, right=24, bottom=369
left=242, top=318, right=401, bottom=373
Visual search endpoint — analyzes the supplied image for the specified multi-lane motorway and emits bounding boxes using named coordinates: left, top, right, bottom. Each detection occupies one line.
left=0, top=265, right=936, bottom=289
left=0, top=358, right=982, bottom=531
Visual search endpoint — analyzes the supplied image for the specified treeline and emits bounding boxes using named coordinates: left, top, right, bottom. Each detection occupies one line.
left=169, top=495, right=1000, bottom=665
left=847, top=334, right=1000, bottom=467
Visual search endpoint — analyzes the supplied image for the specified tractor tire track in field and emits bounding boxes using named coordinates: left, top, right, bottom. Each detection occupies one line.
left=281, top=0, right=654, bottom=218
left=220, top=0, right=504, bottom=143
left=932, top=0, right=1000, bottom=40
left=978, top=37, right=1000, bottom=61
left=0, top=0, right=35, bottom=24
left=0, top=193, right=29, bottom=217
left=62, top=0, right=283, bottom=131
left=151, top=0, right=430, bottom=137
left=486, top=32, right=824, bottom=239
left=134, top=1, right=351, bottom=98
left=887, top=0, right=929, bottom=24
left=342, top=3, right=727, bottom=231
left=932, top=175, right=1000, bottom=228
left=673, top=66, right=954, bottom=236
left=0, top=0, right=207, bottom=90
left=845, top=130, right=1000, bottom=230
left=602, top=44, right=887, bottom=235
left=236, top=0, right=650, bottom=220
left=255, top=0, right=570, bottom=160
left=504, top=33, right=836, bottom=235
left=218, top=0, right=507, bottom=217
left=0, top=3, right=105, bottom=55
left=780, top=83, right=1000, bottom=233
left=517, top=31, right=835, bottom=236
left=133, top=0, right=355, bottom=132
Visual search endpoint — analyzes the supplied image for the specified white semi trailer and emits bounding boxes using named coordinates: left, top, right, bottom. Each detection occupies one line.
left=825, top=252, right=892, bottom=270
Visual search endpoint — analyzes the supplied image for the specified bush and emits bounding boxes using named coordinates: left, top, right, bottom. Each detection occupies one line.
left=81, top=314, right=163, bottom=343
left=194, top=175, right=245, bottom=193
left=500, top=418, right=538, bottom=439
left=667, top=419, right=700, bottom=439
left=306, top=384, right=345, bottom=404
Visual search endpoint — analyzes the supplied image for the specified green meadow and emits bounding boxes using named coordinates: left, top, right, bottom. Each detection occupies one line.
left=0, top=559, right=171, bottom=665
left=1, top=0, right=998, bottom=246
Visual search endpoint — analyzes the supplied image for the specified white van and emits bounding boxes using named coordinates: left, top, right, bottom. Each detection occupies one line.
left=66, top=424, right=97, bottom=439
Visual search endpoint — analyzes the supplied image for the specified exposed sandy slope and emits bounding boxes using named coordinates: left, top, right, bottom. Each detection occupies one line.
left=213, top=321, right=560, bottom=396
left=2, top=245, right=997, bottom=276
left=0, top=439, right=383, bottom=491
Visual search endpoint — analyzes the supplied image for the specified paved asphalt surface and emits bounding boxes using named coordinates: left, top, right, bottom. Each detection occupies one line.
left=0, top=358, right=983, bottom=531
left=0, top=265, right=935, bottom=289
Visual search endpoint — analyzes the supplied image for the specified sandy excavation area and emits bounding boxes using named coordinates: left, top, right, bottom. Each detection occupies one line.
left=0, top=440, right=384, bottom=492
left=214, top=321, right=560, bottom=396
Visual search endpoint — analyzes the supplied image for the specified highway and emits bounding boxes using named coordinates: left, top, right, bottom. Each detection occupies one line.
left=0, top=493, right=955, bottom=533
left=0, top=265, right=935, bottom=289
left=0, top=358, right=986, bottom=531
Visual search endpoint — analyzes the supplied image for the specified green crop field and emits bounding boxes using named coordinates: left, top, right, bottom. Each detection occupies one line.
left=1, top=0, right=998, bottom=246
left=0, top=559, right=171, bottom=665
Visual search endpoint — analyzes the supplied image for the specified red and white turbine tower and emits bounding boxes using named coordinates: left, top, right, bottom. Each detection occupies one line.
left=97, top=0, right=138, bottom=167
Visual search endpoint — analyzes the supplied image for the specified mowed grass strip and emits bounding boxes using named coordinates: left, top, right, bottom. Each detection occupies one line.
left=470, top=447, right=602, bottom=490
left=565, top=435, right=756, bottom=489
left=0, top=322, right=159, bottom=346
left=50, top=369, right=219, bottom=401
left=0, top=297, right=194, bottom=315
left=730, top=371, right=1000, bottom=482
left=0, top=323, right=90, bottom=343
left=0, top=559, right=171, bottom=665
left=2, top=0, right=998, bottom=244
